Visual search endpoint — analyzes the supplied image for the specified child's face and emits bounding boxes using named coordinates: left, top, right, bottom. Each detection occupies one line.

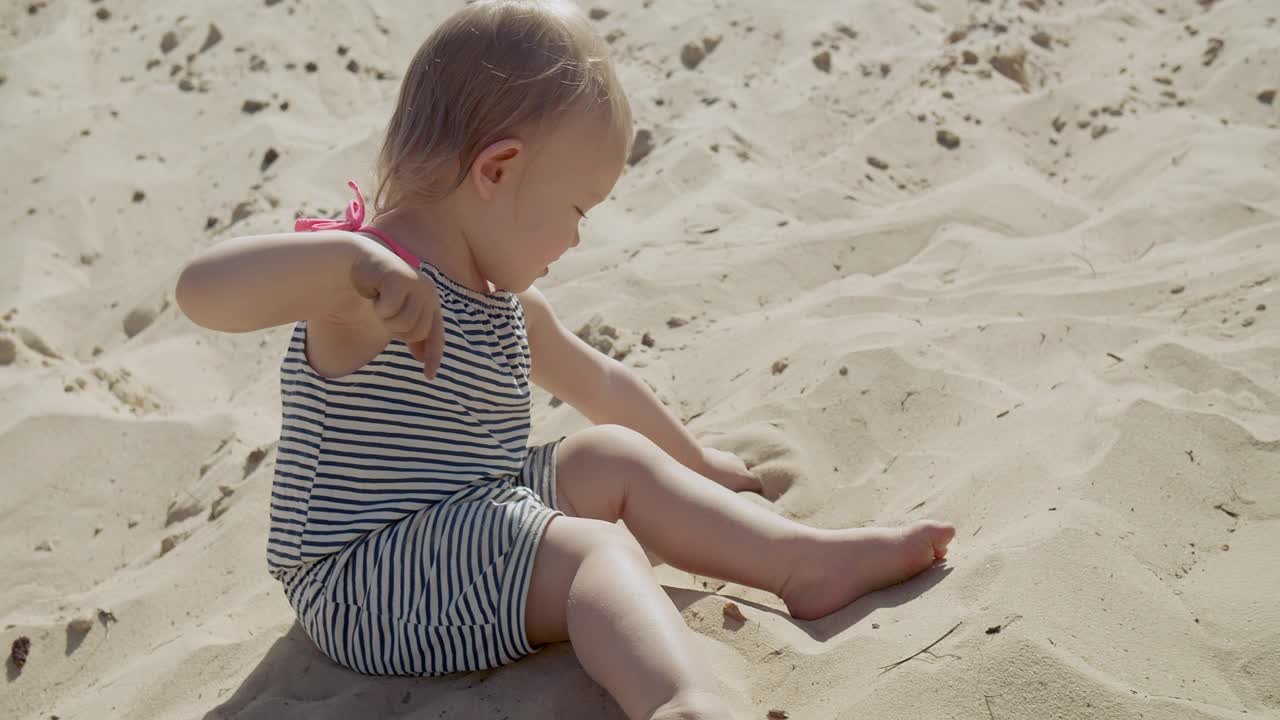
left=469, top=108, right=630, bottom=293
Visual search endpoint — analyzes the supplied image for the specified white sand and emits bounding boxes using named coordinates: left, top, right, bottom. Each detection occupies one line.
left=3, top=0, right=1278, bottom=718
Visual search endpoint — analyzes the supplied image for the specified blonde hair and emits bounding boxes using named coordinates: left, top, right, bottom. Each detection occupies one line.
left=374, top=0, right=630, bottom=212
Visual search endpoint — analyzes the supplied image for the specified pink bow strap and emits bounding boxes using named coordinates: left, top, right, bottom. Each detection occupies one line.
left=294, top=180, right=369, bottom=233
left=294, top=180, right=421, bottom=268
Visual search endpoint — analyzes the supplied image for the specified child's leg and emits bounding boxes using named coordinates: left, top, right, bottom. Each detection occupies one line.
left=553, top=425, right=956, bottom=621
left=525, top=515, right=734, bottom=720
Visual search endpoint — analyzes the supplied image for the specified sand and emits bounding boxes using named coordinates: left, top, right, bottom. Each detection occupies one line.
left=3, top=0, right=1278, bottom=718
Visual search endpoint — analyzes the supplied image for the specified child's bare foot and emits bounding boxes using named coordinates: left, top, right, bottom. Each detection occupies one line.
left=780, top=520, right=955, bottom=621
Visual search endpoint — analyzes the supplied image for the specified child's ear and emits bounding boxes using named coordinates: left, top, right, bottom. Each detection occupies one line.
left=470, top=139, right=524, bottom=200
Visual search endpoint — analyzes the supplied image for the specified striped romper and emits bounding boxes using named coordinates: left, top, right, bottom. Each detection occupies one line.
left=266, top=182, right=564, bottom=676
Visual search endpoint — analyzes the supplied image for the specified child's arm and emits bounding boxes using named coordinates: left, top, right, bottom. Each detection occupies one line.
left=175, top=230, right=380, bottom=332
left=177, top=230, right=445, bottom=377
left=520, top=288, right=761, bottom=492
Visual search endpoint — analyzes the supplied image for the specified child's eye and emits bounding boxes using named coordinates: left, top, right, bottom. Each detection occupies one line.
left=574, top=205, right=587, bottom=220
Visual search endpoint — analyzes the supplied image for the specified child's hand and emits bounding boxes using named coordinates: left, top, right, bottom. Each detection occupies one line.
left=349, top=252, right=445, bottom=380
left=698, top=447, right=765, bottom=494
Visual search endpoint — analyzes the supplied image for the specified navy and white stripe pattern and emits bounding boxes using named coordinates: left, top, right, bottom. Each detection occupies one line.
left=267, top=260, right=564, bottom=675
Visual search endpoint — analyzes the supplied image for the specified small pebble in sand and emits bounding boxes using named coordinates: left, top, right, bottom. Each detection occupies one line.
left=641, top=332, right=655, bottom=348
left=35, top=540, right=54, bottom=552
left=771, top=359, right=789, bottom=375
left=198, top=24, right=223, bottom=54
left=627, top=129, right=655, bottom=166
left=205, top=216, right=218, bottom=230
left=1259, top=90, right=1276, bottom=105
left=839, top=366, right=849, bottom=376
left=160, top=31, right=179, bottom=54
left=1171, top=285, right=1186, bottom=295
left=680, top=42, right=706, bottom=70
left=589, top=8, right=609, bottom=21
left=241, top=99, right=269, bottom=114
left=1241, top=317, right=1255, bottom=328
left=95, top=7, right=111, bottom=21
left=261, top=147, right=279, bottom=172
left=1257, top=304, right=1267, bottom=312
left=1202, top=38, right=1224, bottom=67
left=10, top=636, right=30, bottom=670
left=346, top=59, right=360, bottom=73
left=124, top=305, right=157, bottom=338
left=768, top=711, right=790, bottom=720
left=812, top=50, right=832, bottom=73
left=245, top=446, right=270, bottom=478
left=304, top=61, right=318, bottom=73
left=962, top=50, right=979, bottom=65
left=230, top=201, right=254, bottom=225
left=1031, top=31, right=1053, bottom=49
left=132, top=190, right=146, bottom=203
left=990, top=50, right=1029, bottom=91
left=667, top=316, right=688, bottom=328
left=160, top=531, right=192, bottom=557
left=723, top=602, right=747, bottom=622
left=867, top=156, right=889, bottom=170
left=166, top=496, right=205, bottom=526
left=936, top=129, right=961, bottom=149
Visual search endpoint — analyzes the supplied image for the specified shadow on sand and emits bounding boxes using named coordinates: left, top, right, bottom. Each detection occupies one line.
left=207, top=564, right=949, bottom=718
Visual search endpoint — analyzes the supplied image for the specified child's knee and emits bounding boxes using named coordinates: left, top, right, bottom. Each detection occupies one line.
left=543, top=516, right=644, bottom=573
left=567, top=423, right=664, bottom=468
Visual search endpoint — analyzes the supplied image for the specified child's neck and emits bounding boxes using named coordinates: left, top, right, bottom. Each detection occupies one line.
left=369, top=203, right=494, bottom=294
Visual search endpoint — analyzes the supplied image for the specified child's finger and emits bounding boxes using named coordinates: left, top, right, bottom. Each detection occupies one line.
left=406, top=338, right=428, bottom=365
left=386, top=293, right=426, bottom=335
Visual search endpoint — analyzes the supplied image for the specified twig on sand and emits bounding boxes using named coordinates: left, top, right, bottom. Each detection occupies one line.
left=984, top=695, right=998, bottom=719
left=878, top=622, right=962, bottom=674
left=1071, top=252, right=1097, bottom=278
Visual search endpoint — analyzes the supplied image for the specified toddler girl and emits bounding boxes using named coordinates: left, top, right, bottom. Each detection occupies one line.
left=175, top=2, right=955, bottom=718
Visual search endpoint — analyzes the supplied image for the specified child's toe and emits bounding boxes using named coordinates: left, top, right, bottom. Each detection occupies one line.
left=921, top=521, right=956, bottom=559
